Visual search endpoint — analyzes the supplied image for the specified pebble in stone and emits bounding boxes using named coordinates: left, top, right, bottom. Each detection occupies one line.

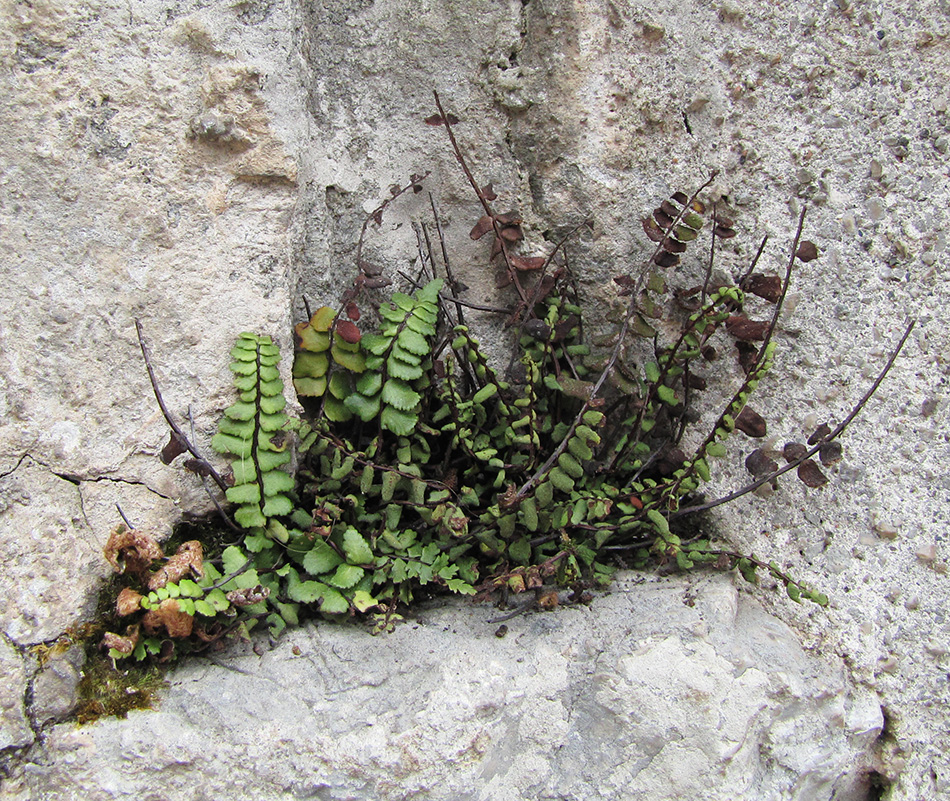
left=641, top=22, right=665, bottom=41
left=878, top=656, right=899, bottom=674
left=872, top=515, right=900, bottom=539
left=925, top=636, right=949, bottom=657
left=916, top=544, right=937, bottom=563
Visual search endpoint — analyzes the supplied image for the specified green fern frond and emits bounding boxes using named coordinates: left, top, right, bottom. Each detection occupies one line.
left=212, top=332, right=292, bottom=531
left=341, top=278, right=443, bottom=434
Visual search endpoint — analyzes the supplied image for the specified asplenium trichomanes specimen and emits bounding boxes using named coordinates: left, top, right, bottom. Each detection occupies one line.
left=104, top=95, right=913, bottom=661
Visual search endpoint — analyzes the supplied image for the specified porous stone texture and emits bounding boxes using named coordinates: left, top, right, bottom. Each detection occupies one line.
left=2, top=575, right=888, bottom=801
left=0, top=0, right=948, bottom=799
left=30, top=644, right=85, bottom=728
left=0, top=637, right=30, bottom=751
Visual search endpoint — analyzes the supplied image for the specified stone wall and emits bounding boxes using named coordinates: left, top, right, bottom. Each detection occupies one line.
left=0, top=1, right=947, bottom=798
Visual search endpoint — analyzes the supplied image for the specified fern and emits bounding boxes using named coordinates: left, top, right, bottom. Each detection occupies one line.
left=211, top=333, right=293, bottom=532
left=105, top=105, right=917, bottom=661
left=344, top=278, right=441, bottom=434
left=292, top=307, right=366, bottom=422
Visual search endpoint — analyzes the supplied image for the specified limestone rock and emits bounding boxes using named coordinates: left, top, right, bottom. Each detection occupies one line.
left=0, top=636, right=31, bottom=751
left=7, top=576, right=885, bottom=801
left=30, top=644, right=85, bottom=727
left=0, top=459, right=101, bottom=645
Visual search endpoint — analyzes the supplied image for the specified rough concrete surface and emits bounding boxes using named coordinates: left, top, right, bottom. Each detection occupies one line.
left=0, top=0, right=947, bottom=799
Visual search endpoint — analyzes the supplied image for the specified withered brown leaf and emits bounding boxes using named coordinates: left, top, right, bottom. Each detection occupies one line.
left=523, top=319, right=551, bottom=340
left=687, top=373, right=707, bottom=390
left=797, top=459, right=828, bottom=488
left=714, top=223, right=737, bottom=239
left=656, top=447, right=687, bottom=477
left=143, top=599, right=194, bottom=638
left=336, top=319, right=362, bottom=345
left=469, top=215, right=494, bottom=241
left=160, top=432, right=187, bottom=465
left=735, top=341, right=759, bottom=374
left=742, top=273, right=783, bottom=303
left=819, top=440, right=843, bottom=466
left=424, top=112, right=459, bottom=126
left=495, top=211, right=522, bottom=226
left=525, top=566, right=543, bottom=589
left=807, top=423, right=832, bottom=445
left=183, top=459, right=213, bottom=478
left=148, top=540, right=204, bottom=591
left=745, top=448, right=778, bottom=479
left=499, top=224, right=523, bottom=242
left=726, top=316, right=770, bottom=341
left=795, top=241, right=819, bottom=262
left=653, top=207, right=674, bottom=228
left=104, top=525, right=164, bottom=581
left=642, top=217, right=667, bottom=243
left=653, top=251, right=680, bottom=268
left=510, top=255, right=547, bottom=272
left=362, top=276, right=392, bottom=289
left=783, top=442, right=808, bottom=462
left=226, top=585, right=271, bottom=607
left=102, top=625, right=140, bottom=655
left=116, top=587, right=144, bottom=617
left=735, top=406, right=767, bottom=438
left=498, top=484, right=519, bottom=511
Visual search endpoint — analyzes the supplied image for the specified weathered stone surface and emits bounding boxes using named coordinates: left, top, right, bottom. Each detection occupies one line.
left=30, top=644, right=85, bottom=727
left=4, top=575, right=886, bottom=800
left=0, top=458, right=100, bottom=645
left=0, top=0, right=947, bottom=798
left=0, top=637, right=31, bottom=751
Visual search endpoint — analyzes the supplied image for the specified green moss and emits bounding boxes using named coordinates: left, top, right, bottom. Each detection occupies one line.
left=73, top=655, right=167, bottom=724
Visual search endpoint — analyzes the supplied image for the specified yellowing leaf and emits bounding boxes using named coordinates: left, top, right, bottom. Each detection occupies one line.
left=351, top=590, right=378, bottom=612
left=331, top=345, right=365, bottom=373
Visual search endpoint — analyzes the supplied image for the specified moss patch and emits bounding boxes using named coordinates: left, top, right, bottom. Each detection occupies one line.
left=73, top=654, right=167, bottom=724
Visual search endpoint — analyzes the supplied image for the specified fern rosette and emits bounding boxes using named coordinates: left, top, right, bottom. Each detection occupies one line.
left=100, top=105, right=914, bottom=670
